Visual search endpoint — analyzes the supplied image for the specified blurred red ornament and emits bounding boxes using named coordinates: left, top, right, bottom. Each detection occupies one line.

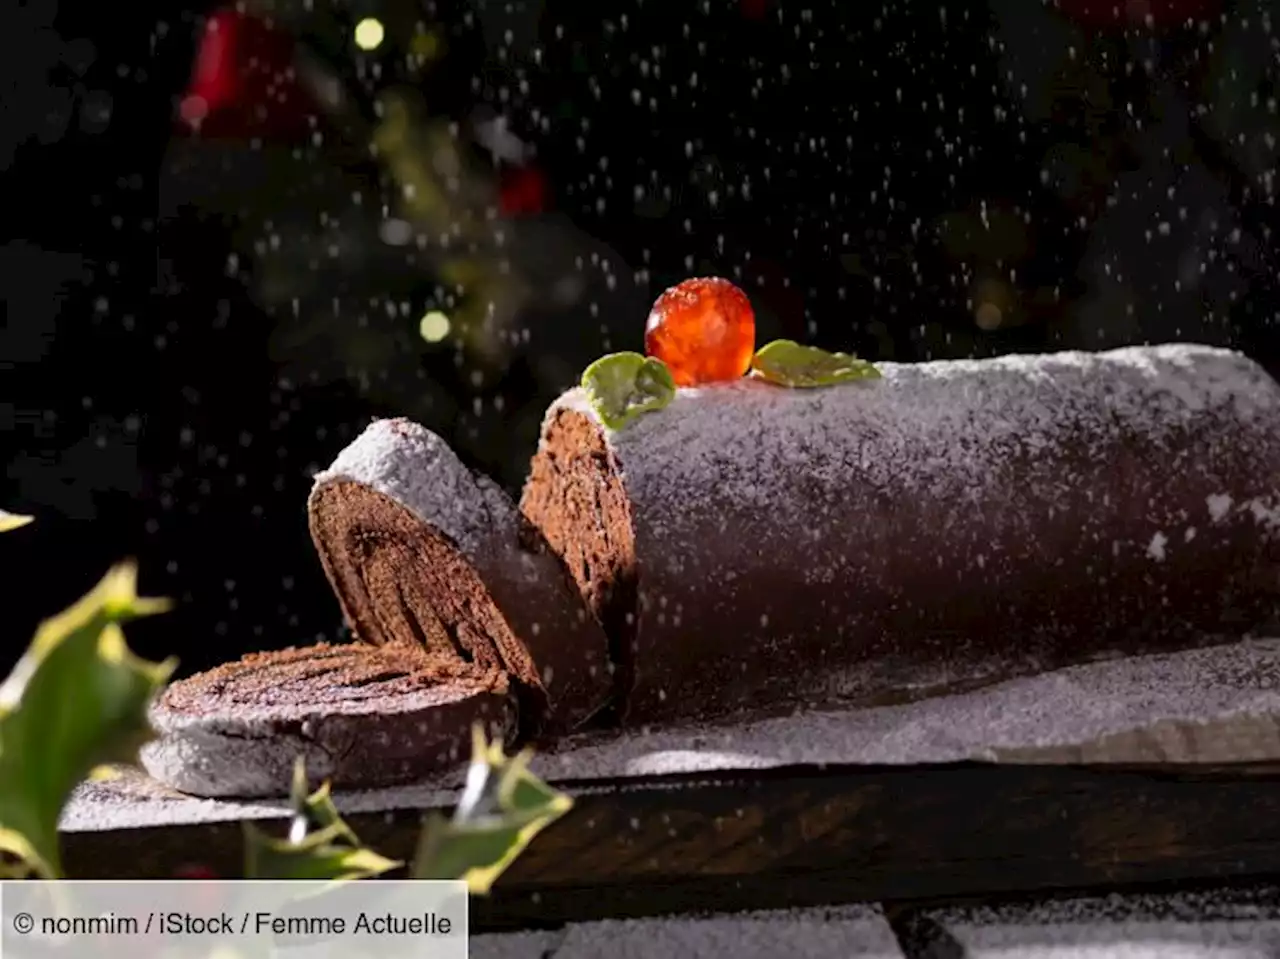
left=499, top=166, right=548, bottom=216
left=1055, top=0, right=1219, bottom=29
left=178, top=7, right=318, bottom=142
left=740, top=0, right=770, bottom=20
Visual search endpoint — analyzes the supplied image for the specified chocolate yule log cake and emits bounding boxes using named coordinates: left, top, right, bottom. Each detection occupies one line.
left=140, top=277, right=1280, bottom=798
left=524, top=343, right=1280, bottom=725
left=523, top=280, right=1280, bottom=725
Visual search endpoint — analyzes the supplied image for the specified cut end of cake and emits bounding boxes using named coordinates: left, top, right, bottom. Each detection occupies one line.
left=521, top=407, right=638, bottom=715
left=308, top=478, right=549, bottom=722
left=308, top=417, right=616, bottom=737
left=142, top=643, right=513, bottom=798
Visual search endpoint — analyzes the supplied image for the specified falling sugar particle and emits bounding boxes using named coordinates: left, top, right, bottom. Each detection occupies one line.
left=1247, top=498, right=1280, bottom=529
left=1146, top=531, right=1168, bottom=562
left=1207, top=493, right=1234, bottom=522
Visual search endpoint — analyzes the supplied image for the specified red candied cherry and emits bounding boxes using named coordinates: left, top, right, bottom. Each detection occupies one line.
left=644, top=277, right=756, bottom=387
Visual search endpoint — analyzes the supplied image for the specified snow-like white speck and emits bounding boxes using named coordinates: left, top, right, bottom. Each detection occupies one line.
left=1146, top=532, right=1168, bottom=562
left=1208, top=493, right=1234, bottom=523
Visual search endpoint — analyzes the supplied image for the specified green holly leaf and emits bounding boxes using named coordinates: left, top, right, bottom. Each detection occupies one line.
left=0, top=510, right=33, bottom=533
left=243, top=757, right=400, bottom=881
left=0, top=562, right=175, bottom=878
left=243, top=822, right=400, bottom=882
left=287, top=757, right=359, bottom=847
left=411, top=724, right=572, bottom=893
left=581, top=352, right=676, bottom=430
left=750, top=339, right=881, bottom=387
left=240, top=760, right=400, bottom=959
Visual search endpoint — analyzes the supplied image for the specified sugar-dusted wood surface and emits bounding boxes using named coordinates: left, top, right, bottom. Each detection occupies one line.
left=889, top=880, right=1280, bottom=958
left=468, top=882, right=1280, bottom=958
left=59, top=639, right=1280, bottom=931
left=61, top=761, right=1280, bottom=933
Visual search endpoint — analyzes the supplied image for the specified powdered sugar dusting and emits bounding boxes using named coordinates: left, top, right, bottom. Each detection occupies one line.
left=137, top=688, right=493, bottom=798
left=1246, top=497, right=1280, bottom=530
left=68, top=637, right=1280, bottom=827
left=314, top=418, right=515, bottom=555
left=549, top=905, right=901, bottom=959
left=1208, top=493, right=1235, bottom=522
left=1146, top=532, right=1168, bottom=562
left=467, top=894, right=1279, bottom=959
left=139, top=723, right=341, bottom=799
left=543, top=344, right=1280, bottom=722
left=471, top=906, right=901, bottom=959
left=547, top=344, right=1280, bottom=519
left=62, top=764, right=468, bottom=831
left=532, top=637, right=1280, bottom=779
left=926, top=886, right=1280, bottom=957
left=471, top=930, right=566, bottom=959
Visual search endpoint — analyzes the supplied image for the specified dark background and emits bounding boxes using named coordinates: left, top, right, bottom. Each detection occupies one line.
left=3, top=0, right=1279, bottom=678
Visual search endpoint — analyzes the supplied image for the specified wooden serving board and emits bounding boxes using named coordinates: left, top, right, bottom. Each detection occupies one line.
left=60, top=760, right=1280, bottom=933
left=58, top=637, right=1280, bottom=932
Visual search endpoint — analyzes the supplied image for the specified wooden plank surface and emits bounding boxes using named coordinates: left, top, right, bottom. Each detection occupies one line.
left=60, top=761, right=1280, bottom=932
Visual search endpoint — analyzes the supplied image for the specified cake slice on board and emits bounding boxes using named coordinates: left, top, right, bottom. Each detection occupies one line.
left=143, top=419, right=611, bottom=798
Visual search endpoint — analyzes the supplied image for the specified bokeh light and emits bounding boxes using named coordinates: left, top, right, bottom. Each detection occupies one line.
left=419, top=310, right=451, bottom=343
left=353, top=17, right=384, bottom=51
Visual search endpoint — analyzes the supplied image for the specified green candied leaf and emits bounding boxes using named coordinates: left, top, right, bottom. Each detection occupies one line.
left=0, top=510, right=33, bottom=533
left=581, top=351, right=676, bottom=430
left=243, top=820, right=400, bottom=881
left=750, top=339, right=882, bottom=388
left=411, top=725, right=572, bottom=894
left=0, top=562, right=175, bottom=878
left=245, top=760, right=399, bottom=882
